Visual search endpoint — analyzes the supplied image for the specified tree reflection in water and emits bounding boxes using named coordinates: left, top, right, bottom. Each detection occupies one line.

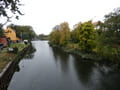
left=51, top=47, right=69, bottom=73
left=73, top=54, right=120, bottom=90
left=23, top=45, right=36, bottom=59
left=72, top=55, right=94, bottom=86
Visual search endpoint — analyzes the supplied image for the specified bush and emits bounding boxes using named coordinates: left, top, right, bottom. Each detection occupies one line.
left=10, top=43, right=27, bottom=51
left=97, top=44, right=120, bottom=62
left=8, top=47, right=18, bottom=53
left=13, top=47, right=18, bottom=53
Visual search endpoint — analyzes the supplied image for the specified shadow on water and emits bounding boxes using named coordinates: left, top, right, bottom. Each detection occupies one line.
left=50, top=46, right=120, bottom=90
left=51, top=47, right=69, bottom=73
left=23, top=45, right=36, bottom=59
left=72, top=55, right=94, bottom=85
left=72, top=54, right=120, bottom=90
left=0, top=45, right=36, bottom=90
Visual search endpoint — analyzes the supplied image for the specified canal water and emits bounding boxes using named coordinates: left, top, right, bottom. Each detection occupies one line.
left=7, top=41, right=120, bottom=90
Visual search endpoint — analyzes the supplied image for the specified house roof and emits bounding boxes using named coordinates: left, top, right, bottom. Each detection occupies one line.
left=93, top=22, right=98, bottom=26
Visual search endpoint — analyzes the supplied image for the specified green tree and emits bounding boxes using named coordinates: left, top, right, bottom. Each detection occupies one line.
left=104, top=7, right=120, bottom=32
left=103, top=7, right=120, bottom=45
left=79, top=21, right=97, bottom=52
left=0, top=27, right=4, bottom=37
left=38, top=34, right=48, bottom=40
left=71, top=22, right=82, bottom=43
left=96, top=7, right=120, bottom=61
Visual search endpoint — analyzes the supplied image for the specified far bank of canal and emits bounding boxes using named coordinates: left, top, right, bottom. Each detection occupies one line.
left=1, top=41, right=120, bottom=90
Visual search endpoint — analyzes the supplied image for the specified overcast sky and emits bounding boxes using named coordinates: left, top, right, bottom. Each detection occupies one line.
left=3, top=0, right=120, bottom=35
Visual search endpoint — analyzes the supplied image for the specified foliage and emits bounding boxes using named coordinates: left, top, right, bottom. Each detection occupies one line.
left=71, top=28, right=80, bottom=43
left=49, top=22, right=70, bottom=46
left=71, top=22, right=81, bottom=43
left=8, top=47, right=18, bottom=53
left=59, top=22, right=70, bottom=45
left=0, top=0, right=23, bottom=26
left=0, top=27, right=4, bottom=37
left=9, top=43, right=27, bottom=51
left=96, top=7, right=120, bottom=61
left=78, top=21, right=97, bottom=52
left=50, top=21, right=97, bottom=52
left=38, top=34, right=49, bottom=40
left=104, top=7, right=120, bottom=32
left=8, top=24, right=37, bottom=41
left=49, top=7, right=120, bottom=62
left=49, top=29, right=60, bottom=44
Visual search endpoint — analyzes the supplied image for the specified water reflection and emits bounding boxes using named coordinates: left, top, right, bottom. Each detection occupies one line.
left=73, top=55, right=94, bottom=85
left=51, top=47, right=69, bottom=73
left=50, top=46, right=120, bottom=90
left=73, top=55, right=120, bottom=90
left=23, top=45, right=36, bottom=59
left=4, top=41, right=120, bottom=90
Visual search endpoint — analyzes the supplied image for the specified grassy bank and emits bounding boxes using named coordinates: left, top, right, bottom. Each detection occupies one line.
left=50, top=43, right=100, bottom=60
left=0, top=43, right=29, bottom=72
left=49, top=43, right=120, bottom=67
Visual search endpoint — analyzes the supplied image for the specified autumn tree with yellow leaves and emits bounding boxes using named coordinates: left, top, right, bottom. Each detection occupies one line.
left=49, top=22, right=70, bottom=46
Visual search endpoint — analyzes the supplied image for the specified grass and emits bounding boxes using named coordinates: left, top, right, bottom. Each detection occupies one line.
left=0, top=52, right=16, bottom=72
left=0, top=43, right=29, bottom=72
left=0, top=60, right=9, bottom=72
left=9, top=43, right=28, bottom=51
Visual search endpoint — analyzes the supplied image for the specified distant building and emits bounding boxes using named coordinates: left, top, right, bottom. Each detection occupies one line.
left=4, top=27, right=20, bottom=42
left=93, top=22, right=99, bottom=30
left=0, top=37, right=8, bottom=47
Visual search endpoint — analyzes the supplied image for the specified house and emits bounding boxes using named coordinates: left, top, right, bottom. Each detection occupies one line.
left=4, top=27, right=20, bottom=42
left=93, top=22, right=99, bottom=30
left=0, top=37, right=8, bottom=47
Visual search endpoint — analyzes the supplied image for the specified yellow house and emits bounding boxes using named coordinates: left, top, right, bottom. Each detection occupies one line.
left=4, top=27, right=20, bottom=42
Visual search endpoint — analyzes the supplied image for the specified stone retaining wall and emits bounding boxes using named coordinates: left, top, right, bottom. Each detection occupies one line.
left=0, top=45, right=30, bottom=89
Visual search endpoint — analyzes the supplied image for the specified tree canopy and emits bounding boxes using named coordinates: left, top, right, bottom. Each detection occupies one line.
left=49, top=22, right=70, bottom=46
left=0, top=0, right=23, bottom=26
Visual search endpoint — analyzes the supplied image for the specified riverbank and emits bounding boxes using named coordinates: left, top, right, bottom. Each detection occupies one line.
left=49, top=43, right=120, bottom=70
left=0, top=43, right=30, bottom=73
left=0, top=43, right=30, bottom=89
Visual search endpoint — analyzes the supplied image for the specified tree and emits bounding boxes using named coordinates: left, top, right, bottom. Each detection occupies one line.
left=79, top=21, right=97, bottom=52
left=103, top=7, right=120, bottom=45
left=59, top=22, right=70, bottom=45
left=0, top=0, right=23, bottom=26
left=38, top=34, right=48, bottom=40
left=104, top=7, right=120, bottom=32
left=49, top=25, right=61, bottom=45
left=49, top=22, right=70, bottom=46
left=96, top=7, right=120, bottom=61
left=0, top=27, right=4, bottom=37
left=71, top=22, right=82, bottom=43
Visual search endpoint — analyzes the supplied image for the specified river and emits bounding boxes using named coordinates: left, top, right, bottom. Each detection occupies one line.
left=6, top=41, right=120, bottom=90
